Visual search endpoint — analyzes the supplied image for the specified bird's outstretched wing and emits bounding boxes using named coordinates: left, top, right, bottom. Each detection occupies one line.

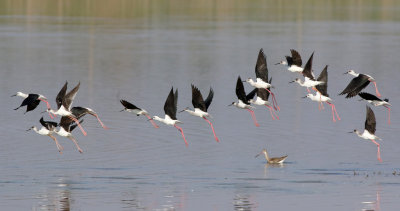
left=255, top=48, right=268, bottom=82
left=358, top=92, right=381, bottom=101
left=164, top=87, right=177, bottom=120
left=365, top=106, right=376, bottom=135
left=63, top=82, right=80, bottom=110
left=56, top=81, right=68, bottom=109
left=315, top=65, right=328, bottom=96
left=339, top=75, right=370, bottom=98
left=290, top=49, right=302, bottom=67
left=120, top=99, right=140, bottom=110
left=302, top=52, right=315, bottom=80
left=236, top=76, right=247, bottom=103
left=204, top=87, right=214, bottom=111
left=191, top=84, right=206, bottom=111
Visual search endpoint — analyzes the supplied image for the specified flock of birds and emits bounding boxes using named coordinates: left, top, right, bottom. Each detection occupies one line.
left=12, top=49, right=391, bottom=163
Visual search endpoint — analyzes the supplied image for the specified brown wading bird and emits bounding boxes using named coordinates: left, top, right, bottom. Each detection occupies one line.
left=255, top=148, right=288, bottom=164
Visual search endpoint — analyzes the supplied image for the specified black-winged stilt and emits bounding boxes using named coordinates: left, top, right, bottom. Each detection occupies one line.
left=27, top=117, right=63, bottom=154
left=358, top=92, right=391, bottom=125
left=340, top=70, right=381, bottom=98
left=245, top=49, right=279, bottom=111
left=152, top=87, right=188, bottom=146
left=60, top=106, right=109, bottom=130
left=120, top=100, right=159, bottom=128
left=303, top=65, right=341, bottom=122
left=12, top=92, right=54, bottom=118
left=46, top=82, right=87, bottom=136
left=255, top=148, right=288, bottom=164
left=290, top=52, right=325, bottom=93
left=275, top=49, right=303, bottom=73
left=349, top=106, right=383, bottom=162
left=180, top=84, right=219, bottom=142
left=55, top=118, right=85, bottom=153
left=249, top=78, right=279, bottom=120
left=230, top=76, right=259, bottom=127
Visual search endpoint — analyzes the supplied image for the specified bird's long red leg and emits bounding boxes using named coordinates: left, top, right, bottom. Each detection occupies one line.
left=49, top=135, right=63, bottom=154
left=246, top=109, right=259, bottom=127
left=372, top=82, right=381, bottom=97
left=145, top=114, right=159, bottom=128
left=203, top=117, right=219, bottom=142
left=265, top=105, right=279, bottom=120
left=370, top=139, right=382, bottom=162
left=92, top=113, right=109, bottom=129
left=326, top=102, right=336, bottom=122
left=174, top=125, right=188, bottom=146
left=265, top=89, right=280, bottom=111
left=68, top=116, right=87, bottom=136
left=39, top=99, right=55, bottom=119
left=68, top=136, right=83, bottom=153
left=332, top=103, right=340, bottom=120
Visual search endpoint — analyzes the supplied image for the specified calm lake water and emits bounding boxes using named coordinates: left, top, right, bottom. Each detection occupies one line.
left=1, top=1, right=400, bottom=210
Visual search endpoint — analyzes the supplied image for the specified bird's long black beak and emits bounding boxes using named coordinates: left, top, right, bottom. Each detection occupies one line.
left=119, top=109, right=125, bottom=112
left=26, top=127, right=33, bottom=131
left=178, top=110, right=185, bottom=113
left=228, top=103, right=234, bottom=106
left=289, top=81, right=295, bottom=84
left=274, top=62, right=280, bottom=65
left=301, top=96, right=307, bottom=98
left=255, top=152, right=262, bottom=158
left=343, top=72, right=348, bottom=75
left=348, top=131, right=354, bottom=133
left=147, top=118, right=153, bottom=121
left=41, top=110, right=47, bottom=114
left=10, top=94, right=17, bottom=97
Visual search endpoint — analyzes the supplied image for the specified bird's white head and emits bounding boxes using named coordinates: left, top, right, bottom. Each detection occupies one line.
left=345, top=70, right=358, bottom=76
left=26, top=126, right=36, bottom=131
left=152, top=116, right=162, bottom=122
left=245, top=78, right=255, bottom=83
left=276, top=60, right=287, bottom=66
left=179, top=107, right=191, bottom=113
left=38, top=94, right=47, bottom=101
left=289, top=78, right=301, bottom=84
left=11, top=92, right=28, bottom=98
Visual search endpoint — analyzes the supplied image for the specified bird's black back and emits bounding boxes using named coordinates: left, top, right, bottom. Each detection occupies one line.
left=120, top=99, right=140, bottom=110
left=365, top=106, right=376, bottom=134
left=19, top=94, right=40, bottom=112
left=255, top=48, right=268, bottom=82
left=290, top=49, right=302, bottom=67
left=164, top=87, right=178, bottom=120
left=246, top=88, right=257, bottom=102
left=358, top=92, right=381, bottom=101
left=302, top=52, right=315, bottom=80
left=315, top=65, right=328, bottom=96
left=56, top=81, right=68, bottom=109
left=339, top=74, right=370, bottom=98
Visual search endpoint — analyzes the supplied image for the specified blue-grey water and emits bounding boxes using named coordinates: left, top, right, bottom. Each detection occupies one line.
left=1, top=1, right=400, bottom=210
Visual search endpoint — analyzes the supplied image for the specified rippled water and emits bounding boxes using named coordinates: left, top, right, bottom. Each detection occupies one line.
left=1, top=1, right=400, bottom=210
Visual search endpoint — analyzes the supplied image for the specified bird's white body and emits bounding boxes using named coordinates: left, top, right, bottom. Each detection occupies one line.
left=233, top=100, right=254, bottom=109
left=55, top=127, right=71, bottom=137
left=183, top=108, right=210, bottom=118
left=249, top=96, right=272, bottom=107
left=306, top=92, right=332, bottom=103
left=246, top=78, right=272, bottom=89
left=367, top=100, right=391, bottom=107
left=15, top=92, right=29, bottom=99
left=126, top=108, right=148, bottom=116
left=153, top=115, right=181, bottom=126
left=49, top=105, right=72, bottom=116
left=295, top=77, right=325, bottom=88
left=278, top=61, right=303, bottom=73
left=32, top=126, right=52, bottom=136
left=354, top=130, right=382, bottom=141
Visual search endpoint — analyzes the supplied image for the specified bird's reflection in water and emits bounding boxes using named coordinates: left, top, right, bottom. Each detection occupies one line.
left=35, top=178, right=71, bottom=211
left=233, top=194, right=256, bottom=211
left=361, top=186, right=381, bottom=211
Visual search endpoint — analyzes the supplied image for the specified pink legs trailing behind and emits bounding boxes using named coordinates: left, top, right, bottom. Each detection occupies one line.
left=203, top=117, right=219, bottom=142
left=39, top=99, right=55, bottom=119
left=326, top=102, right=340, bottom=122
left=372, top=81, right=381, bottom=98
left=145, top=114, right=159, bottom=128
left=174, top=125, right=188, bottom=147
left=92, top=113, right=109, bottom=129
left=49, top=135, right=63, bottom=154
left=68, top=136, right=83, bottom=153
left=385, top=106, right=391, bottom=125
left=265, top=89, right=280, bottom=111
left=265, top=105, right=279, bottom=120
left=68, top=115, right=87, bottom=136
left=370, top=139, right=382, bottom=162
left=246, top=108, right=260, bottom=127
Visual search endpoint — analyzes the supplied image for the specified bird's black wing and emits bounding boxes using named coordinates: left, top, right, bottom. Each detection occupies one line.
left=204, top=87, right=214, bottom=111
left=39, top=117, right=58, bottom=130
left=56, top=81, right=68, bottom=109
left=236, top=76, right=247, bottom=103
left=255, top=48, right=268, bottom=82
left=70, top=119, right=84, bottom=132
left=71, top=107, right=89, bottom=120
left=191, top=84, right=206, bottom=111
left=358, top=92, right=381, bottom=101
left=20, top=94, right=39, bottom=107
left=285, top=56, right=293, bottom=66
left=315, top=65, right=328, bottom=96
left=246, top=88, right=257, bottom=102
left=365, top=106, right=376, bottom=134
left=290, top=49, right=302, bottom=67
left=59, top=116, right=73, bottom=132
left=63, top=82, right=80, bottom=110
left=164, top=87, right=177, bottom=120
left=257, top=88, right=269, bottom=101
left=302, top=52, right=315, bottom=80
left=339, top=75, right=370, bottom=98
left=26, top=98, right=41, bottom=112
left=120, top=99, right=140, bottom=110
